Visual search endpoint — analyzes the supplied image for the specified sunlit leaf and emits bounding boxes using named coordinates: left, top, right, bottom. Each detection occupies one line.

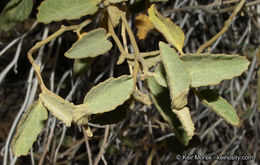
left=0, top=0, right=33, bottom=31
left=107, top=5, right=121, bottom=27
left=134, top=13, right=154, bottom=40
left=11, top=100, right=47, bottom=156
left=160, top=42, right=191, bottom=109
left=84, top=75, right=134, bottom=114
left=40, top=90, right=75, bottom=127
left=65, top=28, right=112, bottom=59
left=148, top=5, right=185, bottom=54
left=172, top=107, right=195, bottom=137
left=154, top=63, right=167, bottom=87
left=37, top=0, right=100, bottom=23
left=180, top=53, right=250, bottom=87
left=73, top=58, right=93, bottom=78
left=147, top=77, right=192, bottom=146
left=197, top=89, right=240, bottom=126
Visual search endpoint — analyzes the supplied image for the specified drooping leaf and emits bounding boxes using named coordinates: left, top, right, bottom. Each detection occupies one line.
left=172, top=107, right=195, bottom=137
left=84, top=75, right=134, bottom=114
left=39, top=90, right=75, bottom=127
left=73, top=58, right=93, bottom=78
left=180, top=53, right=250, bottom=87
left=148, top=5, right=185, bottom=54
left=147, top=77, right=193, bottom=146
left=160, top=42, right=191, bottom=109
left=134, top=13, right=154, bottom=40
left=154, top=63, right=167, bottom=87
left=107, top=5, right=121, bottom=27
left=65, top=28, right=112, bottom=59
left=12, top=100, right=48, bottom=156
left=197, top=89, right=240, bottom=126
left=0, top=0, right=33, bottom=31
left=108, top=0, right=128, bottom=3
left=37, top=0, right=100, bottom=23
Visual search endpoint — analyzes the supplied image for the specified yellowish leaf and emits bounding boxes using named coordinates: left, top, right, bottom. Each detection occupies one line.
left=148, top=4, right=185, bottom=54
left=134, top=13, right=154, bottom=40
left=107, top=5, right=121, bottom=27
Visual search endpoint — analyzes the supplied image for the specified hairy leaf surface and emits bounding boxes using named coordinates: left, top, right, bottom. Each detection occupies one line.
left=12, top=100, right=47, bottom=156
left=154, top=63, right=167, bottom=87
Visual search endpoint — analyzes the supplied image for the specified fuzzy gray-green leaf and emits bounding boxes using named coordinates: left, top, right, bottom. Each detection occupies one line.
left=37, top=0, right=100, bottom=23
left=65, top=28, right=112, bottom=59
left=197, top=89, right=240, bottom=126
left=147, top=77, right=192, bottom=146
left=154, top=63, right=167, bottom=87
left=12, top=100, right=47, bottom=156
left=40, top=90, right=75, bottom=127
left=180, top=53, right=250, bottom=87
left=159, top=42, right=191, bottom=109
left=84, top=75, right=134, bottom=114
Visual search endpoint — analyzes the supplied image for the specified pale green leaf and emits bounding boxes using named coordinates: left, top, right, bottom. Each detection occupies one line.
left=107, top=5, right=121, bottom=27
left=84, top=75, right=134, bottom=114
left=40, top=90, right=75, bottom=127
left=180, top=53, right=250, bottom=87
left=127, top=54, right=161, bottom=68
left=160, top=42, right=191, bottom=109
left=65, top=28, right=113, bottom=59
left=154, top=63, right=167, bottom=87
left=108, top=0, right=128, bottom=3
left=12, top=100, right=47, bottom=156
left=37, top=0, right=100, bottom=23
left=73, top=104, right=91, bottom=126
left=172, top=107, right=195, bottom=137
left=73, top=58, right=93, bottom=78
left=148, top=4, right=185, bottom=54
left=0, top=0, right=33, bottom=31
left=197, top=89, right=240, bottom=126
left=147, top=77, right=192, bottom=146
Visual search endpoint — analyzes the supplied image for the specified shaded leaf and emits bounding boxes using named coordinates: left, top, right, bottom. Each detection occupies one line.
left=160, top=42, right=191, bottom=109
left=172, top=107, right=195, bottom=137
left=180, top=53, right=250, bottom=87
left=134, top=13, right=154, bottom=40
left=154, top=63, right=167, bottom=87
left=73, top=58, right=93, bottom=78
left=127, top=54, right=161, bottom=68
left=147, top=77, right=192, bottom=146
left=197, top=89, right=240, bottom=126
left=40, top=90, right=75, bottom=127
left=0, top=0, right=33, bottom=31
left=37, top=0, right=100, bottom=23
left=65, top=28, right=112, bottom=59
left=150, top=0, right=168, bottom=2
left=84, top=75, right=134, bottom=114
left=107, top=5, right=121, bottom=27
left=12, top=100, right=47, bottom=156
left=90, top=105, right=127, bottom=125
left=148, top=5, right=185, bottom=54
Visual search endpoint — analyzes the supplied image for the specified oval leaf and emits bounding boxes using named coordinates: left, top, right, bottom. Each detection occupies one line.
left=148, top=5, right=185, bottom=54
left=84, top=75, right=134, bottom=114
left=160, top=42, right=191, bottom=109
left=11, top=100, right=48, bottom=156
left=37, top=0, right=100, bottom=23
left=180, top=53, right=250, bottom=87
left=65, top=28, right=112, bottom=59
left=154, top=63, right=167, bottom=87
left=40, top=90, right=75, bottom=127
left=197, top=89, right=240, bottom=126
left=147, top=77, right=192, bottom=146
left=0, top=0, right=33, bottom=31
left=107, top=5, right=121, bottom=27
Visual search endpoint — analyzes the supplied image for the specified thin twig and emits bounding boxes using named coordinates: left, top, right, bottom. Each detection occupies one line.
left=83, top=126, right=93, bottom=165
left=94, top=125, right=109, bottom=165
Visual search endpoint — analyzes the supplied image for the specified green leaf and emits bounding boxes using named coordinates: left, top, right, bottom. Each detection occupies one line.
left=160, top=42, right=191, bottom=109
left=172, top=107, right=195, bottom=137
left=83, top=75, right=134, bottom=114
left=65, top=28, right=113, bottom=59
left=154, top=63, right=167, bottom=87
left=148, top=5, right=185, bottom=54
left=180, top=53, right=250, bottom=87
left=37, top=0, right=100, bottom=23
left=197, top=89, right=240, bottom=126
left=11, top=100, right=48, bottom=156
left=73, top=58, right=93, bottom=78
left=90, top=105, right=127, bottom=125
left=0, top=0, right=33, bottom=31
left=127, top=54, right=161, bottom=68
left=39, top=90, right=75, bottom=127
left=108, top=0, right=128, bottom=3
left=147, top=77, right=192, bottom=146
left=107, top=5, right=121, bottom=27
